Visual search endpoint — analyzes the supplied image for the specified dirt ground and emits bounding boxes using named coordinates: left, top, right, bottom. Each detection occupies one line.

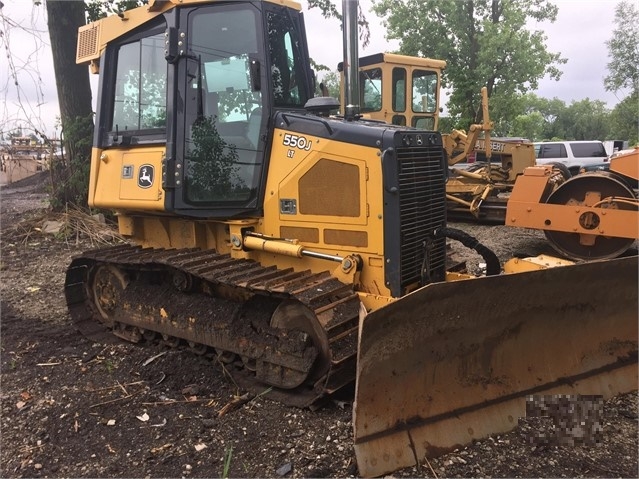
left=1, top=173, right=637, bottom=478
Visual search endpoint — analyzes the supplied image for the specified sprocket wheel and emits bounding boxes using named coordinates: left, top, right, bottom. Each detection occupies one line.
left=90, top=264, right=128, bottom=327
left=270, top=300, right=331, bottom=382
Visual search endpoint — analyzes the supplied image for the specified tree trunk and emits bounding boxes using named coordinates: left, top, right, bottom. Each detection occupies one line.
left=45, top=0, right=94, bottom=209
left=46, top=0, right=93, bottom=160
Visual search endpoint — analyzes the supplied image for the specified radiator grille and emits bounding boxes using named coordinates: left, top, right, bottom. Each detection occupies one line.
left=76, top=23, right=100, bottom=63
left=396, top=145, right=447, bottom=289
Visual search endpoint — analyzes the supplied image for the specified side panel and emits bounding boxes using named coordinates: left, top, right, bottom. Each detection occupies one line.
left=262, top=126, right=390, bottom=297
left=354, top=256, right=638, bottom=477
left=265, top=128, right=379, bottom=244
left=89, top=146, right=166, bottom=210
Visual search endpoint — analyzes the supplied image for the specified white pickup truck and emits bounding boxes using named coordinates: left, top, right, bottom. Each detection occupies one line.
left=534, top=140, right=609, bottom=175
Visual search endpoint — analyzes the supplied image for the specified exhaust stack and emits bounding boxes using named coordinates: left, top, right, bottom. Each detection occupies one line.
left=342, top=0, right=360, bottom=119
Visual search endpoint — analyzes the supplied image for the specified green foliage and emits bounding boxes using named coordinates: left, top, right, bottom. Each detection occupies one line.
left=104, top=359, right=116, bottom=374
left=318, top=71, right=341, bottom=98
left=85, top=0, right=145, bottom=22
left=438, top=116, right=463, bottom=132
left=604, top=0, right=639, bottom=95
left=48, top=113, right=94, bottom=211
left=520, top=94, right=567, bottom=139
left=557, top=98, right=610, bottom=141
left=372, top=0, right=566, bottom=129
left=602, top=1, right=638, bottom=147
left=608, top=92, right=639, bottom=146
left=509, top=110, right=544, bottom=141
left=504, top=94, right=637, bottom=143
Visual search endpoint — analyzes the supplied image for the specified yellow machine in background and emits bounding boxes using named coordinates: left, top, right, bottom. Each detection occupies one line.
left=338, top=52, right=446, bottom=130
left=66, top=0, right=637, bottom=477
left=344, top=53, right=637, bottom=259
left=340, top=54, right=566, bottom=221
left=442, top=88, right=545, bottom=219
left=507, top=146, right=639, bottom=260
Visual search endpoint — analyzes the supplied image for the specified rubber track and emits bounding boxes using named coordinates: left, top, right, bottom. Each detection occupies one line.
left=64, top=244, right=361, bottom=407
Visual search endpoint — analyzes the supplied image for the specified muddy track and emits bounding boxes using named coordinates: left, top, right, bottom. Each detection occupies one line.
left=65, top=244, right=361, bottom=408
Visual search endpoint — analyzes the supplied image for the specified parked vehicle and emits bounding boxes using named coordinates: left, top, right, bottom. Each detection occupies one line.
left=534, top=140, right=609, bottom=175
left=603, top=140, right=629, bottom=156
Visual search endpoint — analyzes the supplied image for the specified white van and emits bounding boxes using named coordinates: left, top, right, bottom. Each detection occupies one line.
left=534, top=141, right=609, bottom=175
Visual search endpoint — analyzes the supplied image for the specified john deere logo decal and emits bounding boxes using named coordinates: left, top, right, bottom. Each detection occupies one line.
left=138, top=165, right=154, bottom=189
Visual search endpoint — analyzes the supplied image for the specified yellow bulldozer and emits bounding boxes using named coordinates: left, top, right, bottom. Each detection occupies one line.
left=66, top=0, right=637, bottom=476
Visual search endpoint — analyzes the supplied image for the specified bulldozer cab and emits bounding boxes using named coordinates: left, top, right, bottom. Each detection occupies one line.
left=83, top=0, right=315, bottom=218
left=338, top=53, right=446, bottom=130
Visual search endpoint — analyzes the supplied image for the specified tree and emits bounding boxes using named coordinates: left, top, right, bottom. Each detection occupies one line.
left=509, top=110, right=544, bottom=141
left=604, top=0, right=639, bottom=95
left=608, top=92, right=639, bottom=145
left=371, top=0, right=566, bottom=128
left=509, top=93, right=568, bottom=140
left=306, top=0, right=371, bottom=48
left=46, top=0, right=95, bottom=208
left=604, top=1, right=638, bottom=146
left=85, top=0, right=143, bottom=22
left=46, top=1, right=93, bottom=137
left=44, top=0, right=142, bottom=208
left=319, top=71, right=341, bottom=98
left=512, top=94, right=612, bottom=141
left=558, top=99, right=610, bottom=141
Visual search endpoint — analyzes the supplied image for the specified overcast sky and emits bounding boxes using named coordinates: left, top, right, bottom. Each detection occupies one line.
left=0, top=0, right=622, bottom=138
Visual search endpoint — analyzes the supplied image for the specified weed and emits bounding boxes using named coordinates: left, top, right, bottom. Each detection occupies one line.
left=104, top=359, right=115, bottom=373
left=222, top=445, right=233, bottom=478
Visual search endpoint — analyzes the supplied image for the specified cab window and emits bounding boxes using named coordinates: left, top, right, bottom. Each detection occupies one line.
left=413, top=117, right=435, bottom=130
left=412, top=70, right=437, bottom=113
left=267, top=11, right=310, bottom=108
left=359, top=68, right=382, bottom=112
left=111, top=32, right=167, bottom=134
left=184, top=6, right=263, bottom=204
left=392, top=115, right=406, bottom=126
left=392, top=67, right=406, bottom=112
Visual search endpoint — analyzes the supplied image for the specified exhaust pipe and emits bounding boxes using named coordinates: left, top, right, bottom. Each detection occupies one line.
left=342, top=0, right=360, bottom=120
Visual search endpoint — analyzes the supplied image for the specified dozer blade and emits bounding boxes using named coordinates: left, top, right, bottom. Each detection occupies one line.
left=354, top=256, right=638, bottom=477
